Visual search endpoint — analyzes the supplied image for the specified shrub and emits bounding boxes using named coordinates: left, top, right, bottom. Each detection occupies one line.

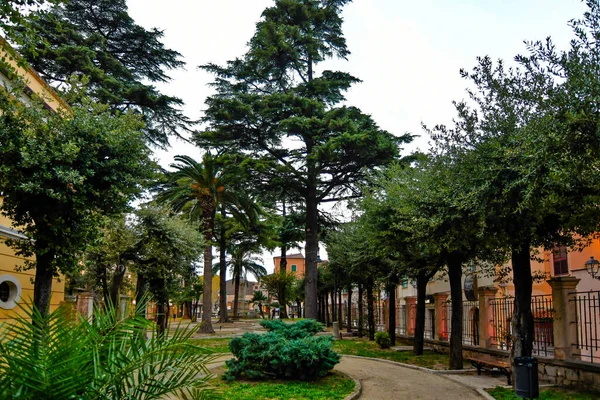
left=225, top=320, right=338, bottom=381
left=260, top=319, right=323, bottom=339
left=375, top=331, right=391, bottom=349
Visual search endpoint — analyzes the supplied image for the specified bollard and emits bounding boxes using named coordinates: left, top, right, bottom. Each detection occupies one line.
left=332, top=321, right=339, bottom=338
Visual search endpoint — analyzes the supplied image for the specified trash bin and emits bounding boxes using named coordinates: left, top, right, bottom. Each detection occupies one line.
left=514, top=356, right=539, bottom=399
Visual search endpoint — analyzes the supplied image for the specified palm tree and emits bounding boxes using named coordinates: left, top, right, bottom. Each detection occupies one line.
left=160, top=154, right=253, bottom=333
left=250, top=290, right=268, bottom=319
left=213, top=244, right=267, bottom=319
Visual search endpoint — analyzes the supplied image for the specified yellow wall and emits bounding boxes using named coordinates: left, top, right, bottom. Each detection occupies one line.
left=0, top=234, right=66, bottom=323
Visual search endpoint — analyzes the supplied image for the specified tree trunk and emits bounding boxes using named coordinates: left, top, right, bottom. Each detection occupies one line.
left=233, top=268, right=241, bottom=319
left=304, top=112, right=319, bottom=319
left=347, top=284, right=353, bottom=333
left=98, top=263, right=110, bottom=309
left=156, top=301, right=169, bottom=338
left=304, top=176, right=319, bottom=320
left=413, top=269, right=429, bottom=355
left=338, top=288, right=343, bottom=329
left=150, top=277, right=169, bottom=338
left=33, top=245, right=56, bottom=319
left=325, top=292, right=330, bottom=326
left=331, top=290, right=336, bottom=323
left=358, top=283, right=364, bottom=338
left=218, top=211, right=229, bottom=323
left=109, top=264, right=126, bottom=318
left=278, top=274, right=289, bottom=319
left=199, top=241, right=215, bottom=333
left=296, top=299, right=302, bottom=318
left=367, top=279, right=375, bottom=341
left=135, top=273, right=147, bottom=316
left=388, top=281, right=396, bottom=347
left=448, top=253, right=464, bottom=370
left=511, top=240, right=534, bottom=359
left=280, top=200, right=287, bottom=273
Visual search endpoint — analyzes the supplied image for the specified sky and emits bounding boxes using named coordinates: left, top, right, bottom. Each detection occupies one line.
left=126, top=0, right=587, bottom=273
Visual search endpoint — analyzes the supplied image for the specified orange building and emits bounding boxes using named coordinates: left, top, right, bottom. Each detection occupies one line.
left=273, top=253, right=306, bottom=277
left=0, top=37, right=69, bottom=323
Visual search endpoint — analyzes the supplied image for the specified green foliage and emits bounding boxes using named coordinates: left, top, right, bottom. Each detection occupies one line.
left=0, top=85, right=155, bottom=314
left=224, top=332, right=340, bottom=381
left=8, top=0, right=188, bottom=145
left=210, top=371, right=355, bottom=400
left=259, top=319, right=323, bottom=339
left=200, top=0, right=413, bottom=318
left=0, top=304, right=215, bottom=399
left=374, top=331, right=391, bottom=349
left=261, top=270, right=298, bottom=311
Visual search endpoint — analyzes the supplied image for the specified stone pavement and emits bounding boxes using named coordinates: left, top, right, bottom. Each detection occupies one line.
left=336, top=356, right=485, bottom=400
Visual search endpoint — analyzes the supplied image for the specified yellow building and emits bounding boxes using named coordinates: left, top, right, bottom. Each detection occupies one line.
left=0, top=37, right=69, bottom=323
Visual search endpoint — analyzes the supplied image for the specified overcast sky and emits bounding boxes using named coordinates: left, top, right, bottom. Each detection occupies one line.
left=126, top=0, right=587, bottom=272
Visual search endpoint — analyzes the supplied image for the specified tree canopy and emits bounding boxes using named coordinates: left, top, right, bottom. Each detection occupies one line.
left=198, top=0, right=412, bottom=319
left=7, top=0, right=189, bottom=146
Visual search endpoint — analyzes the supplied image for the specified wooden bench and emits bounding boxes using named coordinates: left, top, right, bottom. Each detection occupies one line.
left=465, top=356, right=512, bottom=385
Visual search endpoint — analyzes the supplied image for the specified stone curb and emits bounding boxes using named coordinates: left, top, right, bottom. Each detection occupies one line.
left=341, top=355, right=486, bottom=398
left=476, top=388, right=496, bottom=400
left=344, top=375, right=362, bottom=400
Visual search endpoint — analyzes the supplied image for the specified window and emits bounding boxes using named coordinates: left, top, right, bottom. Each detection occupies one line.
left=0, top=275, right=21, bottom=310
left=0, top=282, right=9, bottom=302
left=553, top=246, right=569, bottom=276
left=402, top=279, right=408, bottom=288
left=291, top=264, right=297, bottom=272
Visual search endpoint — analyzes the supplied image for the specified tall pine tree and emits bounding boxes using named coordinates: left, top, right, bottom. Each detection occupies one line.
left=8, top=0, right=188, bottom=146
left=199, top=0, right=412, bottom=319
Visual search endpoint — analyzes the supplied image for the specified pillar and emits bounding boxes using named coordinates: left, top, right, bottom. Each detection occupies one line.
left=548, top=276, right=581, bottom=360
left=477, top=286, right=498, bottom=348
left=76, top=292, right=94, bottom=320
left=433, top=292, right=449, bottom=341
left=405, top=296, right=417, bottom=336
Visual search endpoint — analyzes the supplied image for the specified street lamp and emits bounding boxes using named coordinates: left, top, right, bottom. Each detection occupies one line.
left=585, top=256, right=600, bottom=279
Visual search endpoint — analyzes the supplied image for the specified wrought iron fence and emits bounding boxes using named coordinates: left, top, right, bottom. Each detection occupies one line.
left=441, top=300, right=480, bottom=345
left=424, top=308, right=435, bottom=339
left=572, top=290, right=600, bottom=363
left=397, top=304, right=406, bottom=335
left=489, top=295, right=554, bottom=357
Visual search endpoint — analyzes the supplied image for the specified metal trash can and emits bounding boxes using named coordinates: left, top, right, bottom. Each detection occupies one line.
left=514, top=357, right=539, bottom=399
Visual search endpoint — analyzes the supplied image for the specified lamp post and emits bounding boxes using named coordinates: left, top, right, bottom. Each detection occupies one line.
left=584, top=256, right=600, bottom=279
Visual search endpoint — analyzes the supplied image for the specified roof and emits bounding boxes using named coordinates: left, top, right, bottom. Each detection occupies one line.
left=273, top=253, right=304, bottom=259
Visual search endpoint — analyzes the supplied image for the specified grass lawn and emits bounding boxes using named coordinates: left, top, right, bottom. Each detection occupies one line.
left=487, top=386, right=599, bottom=400
left=332, top=338, right=450, bottom=369
left=189, top=338, right=232, bottom=353
left=209, top=369, right=355, bottom=400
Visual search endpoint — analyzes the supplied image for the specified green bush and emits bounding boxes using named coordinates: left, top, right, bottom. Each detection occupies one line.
left=225, top=320, right=339, bottom=381
left=375, top=331, right=391, bottom=349
left=260, top=319, right=323, bottom=339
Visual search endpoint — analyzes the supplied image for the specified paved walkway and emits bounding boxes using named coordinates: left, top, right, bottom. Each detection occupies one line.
left=336, top=356, right=483, bottom=400
left=204, top=354, right=488, bottom=399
